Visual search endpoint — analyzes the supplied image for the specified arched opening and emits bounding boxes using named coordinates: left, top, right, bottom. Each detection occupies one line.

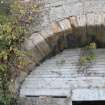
left=19, top=14, right=105, bottom=105
left=51, top=25, right=105, bottom=57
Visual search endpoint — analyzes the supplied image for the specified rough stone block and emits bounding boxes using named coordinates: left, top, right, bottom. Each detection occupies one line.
left=40, top=30, right=50, bottom=39
left=36, top=96, right=52, bottom=105
left=29, top=33, right=45, bottom=46
left=15, top=71, right=27, bottom=93
left=102, top=13, right=105, bottom=25
left=72, top=89, right=105, bottom=101
left=40, top=8, right=51, bottom=28
left=49, top=6, right=66, bottom=21
left=62, top=0, right=80, bottom=5
left=49, top=0, right=63, bottom=7
left=40, top=30, right=59, bottom=50
left=58, top=18, right=72, bottom=31
left=69, top=16, right=78, bottom=27
left=77, top=15, right=86, bottom=27
left=43, top=26, right=54, bottom=37
left=86, top=13, right=95, bottom=26
left=27, top=47, right=43, bottom=64
left=51, top=98, right=69, bottom=105
left=84, top=1, right=103, bottom=13
left=102, top=2, right=105, bottom=12
left=24, top=39, right=35, bottom=50
left=24, top=32, right=51, bottom=57
left=94, top=13, right=103, bottom=25
left=63, top=2, right=83, bottom=16
left=29, top=33, right=50, bottom=56
left=51, top=22, right=61, bottom=33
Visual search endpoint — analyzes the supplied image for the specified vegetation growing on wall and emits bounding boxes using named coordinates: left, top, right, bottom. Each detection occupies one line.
left=79, top=42, right=96, bottom=73
left=0, top=0, right=38, bottom=104
left=80, top=42, right=96, bottom=65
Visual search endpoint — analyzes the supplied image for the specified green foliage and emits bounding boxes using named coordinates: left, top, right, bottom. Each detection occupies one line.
left=0, top=0, right=11, bottom=15
left=0, top=0, right=38, bottom=104
left=80, top=42, right=96, bottom=65
left=80, top=54, right=96, bottom=65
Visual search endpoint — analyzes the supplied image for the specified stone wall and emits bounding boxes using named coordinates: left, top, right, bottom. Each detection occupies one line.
left=17, top=97, right=71, bottom=105
left=14, top=0, right=105, bottom=100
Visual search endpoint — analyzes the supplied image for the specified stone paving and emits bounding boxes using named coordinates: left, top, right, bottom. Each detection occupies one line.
left=20, top=49, right=105, bottom=105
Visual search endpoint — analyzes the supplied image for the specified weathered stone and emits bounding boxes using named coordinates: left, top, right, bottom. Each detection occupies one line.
left=102, top=13, right=105, bottom=25
left=29, top=33, right=44, bottom=46
left=63, top=2, right=83, bottom=16
left=29, top=33, right=50, bottom=56
left=94, top=14, right=103, bottom=41
left=49, top=6, right=66, bottom=21
left=40, top=30, right=51, bottom=39
left=86, top=13, right=95, bottom=26
left=15, top=71, right=27, bottom=94
left=18, top=1, right=105, bottom=105
left=49, top=0, right=63, bottom=7
left=20, top=49, right=105, bottom=97
left=24, top=39, right=35, bottom=50
left=72, top=89, right=105, bottom=101
left=28, top=47, right=44, bottom=63
left=84, top=0, right=104, bottom=13
left=43, top=26, right=54, bottom=37
left=69, top=16, right=78, bottom=27
left=62, top=0, right=80, bottom=5
left=20, top=97, right=37, bottom=105
left=102, top=1, right=105, bottom=12
left=77, top=15, right=86, bottom=27
left=94, top=14, right=103, bottom=25
left=51, top=22, right=61, bottom=33
left=58, top=18, right=72, bottom=31
left=51, top=98, right=69, bottom=105
left=36, top=97, right=52, bottom=105
left=75, top=15, right=87, bottom=44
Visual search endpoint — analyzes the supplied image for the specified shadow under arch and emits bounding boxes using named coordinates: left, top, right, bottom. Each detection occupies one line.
left=51, top=24, right=105, bottom=56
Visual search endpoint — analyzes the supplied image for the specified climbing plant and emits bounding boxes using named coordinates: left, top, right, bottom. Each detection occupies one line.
left=0, top=0, right=38, bottom=104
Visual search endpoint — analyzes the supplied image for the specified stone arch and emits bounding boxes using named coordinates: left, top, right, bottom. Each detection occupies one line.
left=10, top=0, right=105, bottom=96
left=24, top=13, right=105, bottom=65
left=14, top=13, right=105, bottom=95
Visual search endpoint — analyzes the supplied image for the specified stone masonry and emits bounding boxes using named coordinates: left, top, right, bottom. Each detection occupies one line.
left=15, top=0, right=105, bottom=104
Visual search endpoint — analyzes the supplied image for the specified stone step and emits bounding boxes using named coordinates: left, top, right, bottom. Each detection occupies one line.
left=20, top=88, right=71, bottom=97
